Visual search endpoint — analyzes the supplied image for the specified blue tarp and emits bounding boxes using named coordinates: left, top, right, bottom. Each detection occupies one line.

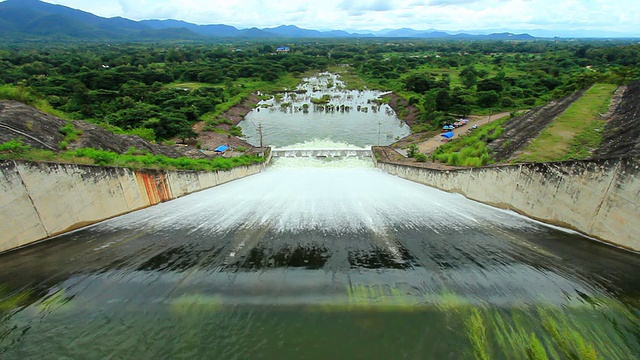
left=214, top=145, right=229, bottom=152
left=440, top=131, right=455, bottom=139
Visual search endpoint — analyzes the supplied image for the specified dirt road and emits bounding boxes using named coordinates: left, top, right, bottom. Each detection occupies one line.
left=416, top=112, right=511, bottom=154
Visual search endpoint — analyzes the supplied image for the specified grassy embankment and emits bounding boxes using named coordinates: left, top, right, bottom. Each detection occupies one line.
left=430, top=83, right=616, bottom=166
left=514, top=83, right=617, bottom=162
left=0, top=84, right=265, bottom=170
left=0, top=139, right=263, bottom=171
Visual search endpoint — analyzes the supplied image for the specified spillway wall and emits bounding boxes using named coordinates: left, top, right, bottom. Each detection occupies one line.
left=0, top=160, right=263, bottom=253
left=377, top=158, right=640, bottom=252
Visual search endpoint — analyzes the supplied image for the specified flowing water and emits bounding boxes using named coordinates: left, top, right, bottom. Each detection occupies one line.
left=1, top=74, right=639, bottom=359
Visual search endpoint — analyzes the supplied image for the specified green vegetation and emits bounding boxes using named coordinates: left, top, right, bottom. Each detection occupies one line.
left=60, top=123, right=82, bottom=142
left=0, top=285, right=31, bottom=312
left=406, top=143, right=419, bottom=158
left=1, top=40, right=638, bottom=168
left=308, top=282, right=639, bottom=359
left=0, top=140, right=264, bottom=171
left=310, top=94, right=331, bottom=104
left=0, top=84, right=69, bottom=119
left=515, top=83, right=617, bottom=162
left=0, top=43, right=329, bottom=141
left=466, top=308, right=489, bottom=360
left=414, top=153, right=428, bottom=162
left=328, top=65, right=368, bottom=90
left=351, top=41, right=639, bottom=132
left=460, top=303, right=640, bottom=360
left=431, top=119, right=507, bottom=166
left=1, top=40, right=637, bottom=143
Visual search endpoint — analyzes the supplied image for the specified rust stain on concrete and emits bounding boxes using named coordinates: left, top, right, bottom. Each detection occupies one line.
left=135, top=171, right=172, bottom=205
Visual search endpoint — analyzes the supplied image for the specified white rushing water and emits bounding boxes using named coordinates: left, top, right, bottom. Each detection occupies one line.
left=103, top=154, right=539, bottom=237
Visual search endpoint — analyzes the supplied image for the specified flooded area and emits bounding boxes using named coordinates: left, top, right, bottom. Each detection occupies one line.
left=239, top=73, right=410, bottom=147
left=1, top=74, right=638, bottom=359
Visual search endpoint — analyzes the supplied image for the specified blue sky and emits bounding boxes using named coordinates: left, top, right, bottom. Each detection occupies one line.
left=40, top=0, right=640, bottom=36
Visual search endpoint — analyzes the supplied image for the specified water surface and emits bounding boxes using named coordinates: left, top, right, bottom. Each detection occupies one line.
left=1, top=157, right=638, bottom=359
left=239, top=73, right=410, bottom=147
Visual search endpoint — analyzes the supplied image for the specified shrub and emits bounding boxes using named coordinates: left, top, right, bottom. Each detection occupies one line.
left=310, top=94, right=331, bottom=104
left=0, top=139, right=31, bottom=156
left=407, top=144, right=419, bottom=158
left=60, top=123, right=81, bottom=142
left=415, top=153, right=427, bottom=162
left=0, top=84, right=34, bottom=104
left=70, top=148, right=117, bottom=165
left=464, top=157, right=483, bottom=167
left=448, top=153, right=461, bottom=166
left=126, top=127, right=156, bottom=142
left=229, top=125, right=243, bottom=137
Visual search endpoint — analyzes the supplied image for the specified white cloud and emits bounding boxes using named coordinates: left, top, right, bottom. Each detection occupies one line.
left=338, top=0, right=397, bottom=12
left=39, top=0, right=640, bottom=35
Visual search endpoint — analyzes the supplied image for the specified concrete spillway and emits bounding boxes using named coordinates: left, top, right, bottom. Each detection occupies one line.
left=0, top=156, right=638, bottom=359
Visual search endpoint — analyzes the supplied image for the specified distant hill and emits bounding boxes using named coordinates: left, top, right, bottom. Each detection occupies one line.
left=0, top=0, right=536, bottom=41
left=141, top=19, right=242, bottom=37
left=0, top=0, right=196, bottom=40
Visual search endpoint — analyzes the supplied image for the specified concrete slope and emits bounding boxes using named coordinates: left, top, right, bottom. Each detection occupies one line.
left=488, top=90, right=586, bottom=162
left=595, top=81, right=640, bottom=158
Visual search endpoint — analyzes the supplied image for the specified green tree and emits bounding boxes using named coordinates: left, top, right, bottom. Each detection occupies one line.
left=477, top=78, right=503, bottom=93
left=477, top=91, right=500, bottom=108
left=460, top=66, right=478, bottom=89
left=435, top=88, right=452, bottom=111
left=404, top=73, right=437, bottom=94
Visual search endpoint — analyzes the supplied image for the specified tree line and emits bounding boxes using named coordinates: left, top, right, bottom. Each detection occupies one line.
left=0, top=39, right=638, bottom=140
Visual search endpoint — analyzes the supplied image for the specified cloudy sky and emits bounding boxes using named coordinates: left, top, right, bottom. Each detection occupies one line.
left=39, top=0, right=639, bottom=36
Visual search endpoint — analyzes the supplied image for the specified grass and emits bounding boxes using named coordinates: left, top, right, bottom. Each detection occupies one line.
left=466, top=308, right=490, bottom=360
left=460, top=302, right=640, bottom=360
left=328, top=65, right=372, bottom=90
left=167, top=82, right=208, bottom=90
left=0, top=140, right=265, bottom=172
left=514, top=83, right=616, bottom=163
left=60, top=123, right=82, bottom=143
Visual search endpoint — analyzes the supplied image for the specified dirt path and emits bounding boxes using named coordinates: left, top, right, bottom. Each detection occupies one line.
left=415, top=112, right=511, bottom=154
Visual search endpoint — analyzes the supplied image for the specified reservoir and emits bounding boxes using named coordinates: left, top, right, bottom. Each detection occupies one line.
left=0, top=74, right=638, bottom=359
left=239, top=73, right=410, bottom=147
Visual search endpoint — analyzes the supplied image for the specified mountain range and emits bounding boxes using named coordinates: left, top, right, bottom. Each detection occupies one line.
left=0, top=0, right=537, bottom=41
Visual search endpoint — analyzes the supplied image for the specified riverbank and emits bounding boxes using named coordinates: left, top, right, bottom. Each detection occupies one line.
left=192, top=93, right=260, bottom=152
